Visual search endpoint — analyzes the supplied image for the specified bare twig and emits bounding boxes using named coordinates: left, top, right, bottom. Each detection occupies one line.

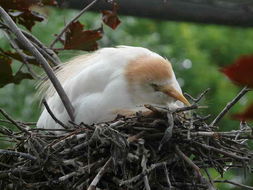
left=184, top=88, right=210, bottom=103
left=0, top=108, right=30, bottom=135
left=42, top=99, right=69, bottom=129
left=87, top=157, right=112, bottom=190
left=140, top=139, right=151, bottom=190
left=120, top=162, right=166, bottom=186
left=214, top=180, right=253, bottom=190
left=163, top=163, right=172, bottom=189
left=0, top=6, right=75, bottom=121
left=50, top=0, right=99, bottom=48
left=175, top=145, right=201, bottom=178
left=21, top=29, right=61, bottom=65
left=4, top=31, right=41, bottom=79
left=210, top=86, right=250, bottom=127
left=0, top=149, right=36, bottom=161
left=193, top=141, right=250, bottom=161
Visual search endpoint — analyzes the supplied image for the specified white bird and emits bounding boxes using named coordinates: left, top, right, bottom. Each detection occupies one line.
left=37, top=46, right=190, bottom=129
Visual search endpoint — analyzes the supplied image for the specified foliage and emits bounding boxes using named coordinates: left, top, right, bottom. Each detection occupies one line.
left=0, top=3, right=253, bottom=190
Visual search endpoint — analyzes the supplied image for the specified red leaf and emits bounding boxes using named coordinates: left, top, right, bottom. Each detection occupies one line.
left=233, top=103, right=253, bottom=121
left=0, top=54, right=13, bottom=88
left=9, top=10, right=44, bottom=31
left=64, top=21, right=103, bottom=51
left=41, top=0, right=57, bottom=6
left=3, top=50, right=39, bottom=66
left=102, top=3, right=121, bottom=30
left=221, top=55, right=253, bottom=88
left=0, top=0, right=57, bottom=11
left=0, top=54, right=33, bottom=88
left=0, top=0, right=37, bottom=11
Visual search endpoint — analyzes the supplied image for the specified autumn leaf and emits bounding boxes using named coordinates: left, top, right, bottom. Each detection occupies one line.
left=0, top=49, right=39, bottom=66
left=41, top=0, right=58, bottom=6
left=0, top=54, right=33, bottom=88
left=102, top=3, right=121, bottom=30
left=0, top=0, right=37, bottom=11
left=221, top=55, right=253, bottom=88
left=233, top=103, right=253, bottom=121
left=0, top=0, right=57, bottom=11
left=9, top=10, right=44, bottom=31
left=0, top=54, right=13, bottom=87
left=64, top=21, right=103, bottom=51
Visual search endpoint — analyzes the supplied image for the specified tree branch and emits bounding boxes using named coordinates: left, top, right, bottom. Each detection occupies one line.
left=0, top=6, right=75, bottom=122
left=214, top=180, right=253, bottom=190
left=210, top=86, right=250, bottom=127
left=0, top=149, right=37, bottom=161
left=0, top=108, right=30, bottom=135
left=42, top=99, right=69, bottom=129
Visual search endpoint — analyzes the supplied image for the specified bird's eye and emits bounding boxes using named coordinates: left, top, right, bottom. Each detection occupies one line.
left=150, top=83, right=160, bottom=91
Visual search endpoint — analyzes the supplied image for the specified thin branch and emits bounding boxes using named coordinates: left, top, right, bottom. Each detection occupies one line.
left=42, top=99, right=69, bottom=129
left=0, top=149, right=36, bottom=161
left=87, top=157, right=112, bottom=190
left=163, top=163, right=172, bottom=189
left=119, top=162, right=166, bottom=186
left=210, top=86, right=250, bottom=127
left=21, top=29, right=61, bottom=65
left=4, top=31, right=41, bottom=79
left=184, top=88, right=210, bottom=103
left=0, top=108, right=30, bottom=135
left=0, top=6, right=75, bottom=121
left=193, top=141, right=250, bottom=161
left=175, top=145, right=201, bottom=178
left=50, top=0, right=99, bottom=48
left=214, top=180, right=253, bottom=190
left=140, top=140, right=151, bottom=190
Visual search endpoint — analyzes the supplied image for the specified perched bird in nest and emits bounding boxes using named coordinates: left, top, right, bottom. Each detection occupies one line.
left=37, top=46, right=190, bottom=129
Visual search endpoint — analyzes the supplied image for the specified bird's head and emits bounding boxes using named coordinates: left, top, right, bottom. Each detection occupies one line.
left=125, top=55, right=190, bottom=106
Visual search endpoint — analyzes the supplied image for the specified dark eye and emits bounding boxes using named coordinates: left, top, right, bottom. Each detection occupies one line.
left=150, top=83, right=160, bottom=91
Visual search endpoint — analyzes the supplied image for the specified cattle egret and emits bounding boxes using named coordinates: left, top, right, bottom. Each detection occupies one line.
left=37, top=46, right=190, bottom=129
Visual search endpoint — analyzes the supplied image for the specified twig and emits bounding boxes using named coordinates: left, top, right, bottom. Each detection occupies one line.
left=0, top=108, right=30, bottom=135
left=4, top=31, right=41, bottom=79
left=175, top=145, right=201, bottom=178
left=184, top=88, right=210, bottom=103
left=214, top=180, right=253, bottom=190
left=42, top=99, right=69, bottom=129
left=120, top=162, right=165, bottom=186
left=163, top=163, right=172, bottom=189
left=0, top=6, right=75, bottom=121
left=32, top=42, right=60, bottom=67
left=87, top=157, right=112, bottom=190
left=0, top=149, right=36, bottom=161
left=210, top=86, right=250, bottom=127
left=193, top=141, right=250, bottom=161
left=140, top=139, right=151, bottom=190
left=50, top=0, right=99, bottom=48
left=21, top=29, right=61, bottom=65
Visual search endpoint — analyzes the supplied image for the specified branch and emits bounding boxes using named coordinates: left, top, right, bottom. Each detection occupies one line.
left=50, top=0, right=99, bottom=48
left=0, top=149, right=36, bottom=161
left=0, top=108, right=30, bottom=135
left=87, top=157, right=112, bottom=190
left=210, top=86, right=250, bottom=127
left=175, top=145, right=201, bottom=178
left=214, top=180, right=253, bottom=190
left=4, top=31, right=41, bottom=79
left=42, top=99, right=69, bottom=129
left=0, top=6, right=75, bottom=121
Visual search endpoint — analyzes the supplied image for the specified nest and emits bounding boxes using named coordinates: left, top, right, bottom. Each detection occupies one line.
left=0, top=91, right=253, bottom=190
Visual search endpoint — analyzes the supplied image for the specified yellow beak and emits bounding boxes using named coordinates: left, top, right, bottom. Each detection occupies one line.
left=160, top=85, right=191, bottom=106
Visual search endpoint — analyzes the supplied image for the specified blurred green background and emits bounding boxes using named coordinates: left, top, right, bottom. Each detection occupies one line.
left=0, top=7, right=253, bottom=189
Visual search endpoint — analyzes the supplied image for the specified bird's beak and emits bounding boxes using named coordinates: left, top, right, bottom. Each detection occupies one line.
left=160, top=85, right=191, bottom=106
